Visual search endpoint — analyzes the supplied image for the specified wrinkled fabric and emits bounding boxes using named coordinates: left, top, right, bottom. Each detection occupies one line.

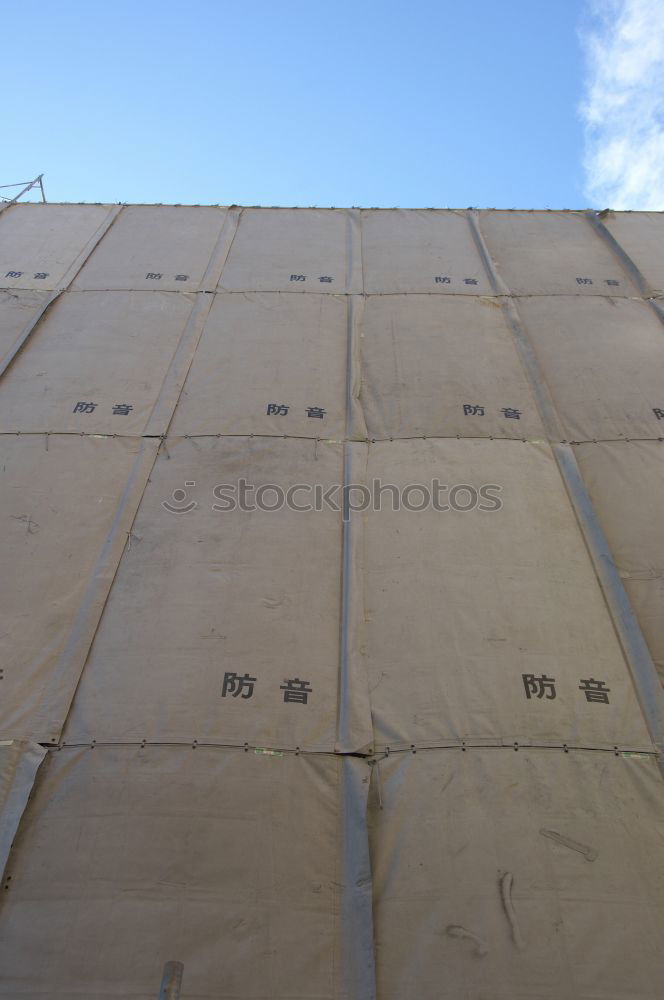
left=478, top=210, right=637, bottom=296
left=73, top=205, right=228, bottom=292
left=369, top=748, right=664, bottom=1000
left=0, top=741, right=46, bottom=879
left=0, top=203, right=110, bottom=291
left=1, top=205, right=664, bottom=1000
left=0, top=746, right=373, bottom=999
left=602, top=210, right=664, bottom=296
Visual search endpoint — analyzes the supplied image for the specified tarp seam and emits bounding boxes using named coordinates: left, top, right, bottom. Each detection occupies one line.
left=469, top=210, right=664, bottom=759
left=43, top=740, right=658, bottom=756
left=2, top=432, right=664, bottom=446
left=46, top=224, right=244, bottom=742
left=585, top=210, right=664, bottom=338
left=0, top=204, right=124, bottom=378
left=31, top=439, right=159, bottom=744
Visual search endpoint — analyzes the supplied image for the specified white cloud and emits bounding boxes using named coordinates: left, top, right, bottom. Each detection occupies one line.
left=580, top=0, right=664, bottom=209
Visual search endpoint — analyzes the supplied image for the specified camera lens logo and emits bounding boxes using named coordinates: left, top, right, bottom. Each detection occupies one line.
left=161, top=481, right=197, bottom=514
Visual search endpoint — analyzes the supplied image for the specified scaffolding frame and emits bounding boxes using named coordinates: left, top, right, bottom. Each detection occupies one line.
left=0, top=173, right=46, bottom=205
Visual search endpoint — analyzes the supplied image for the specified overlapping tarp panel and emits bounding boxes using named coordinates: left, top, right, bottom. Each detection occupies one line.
left=359, top=294, right=543, bottom=440
left=218, top=208, right=361, bottom=293
left=0, top=746, right=348, bottom=999
left=0, top=204, right=111, bottom=291
left=0, top=434, right=159, bottom=742
left=369, top=748, right=664, bottom=1000
left=169, top=292, right=348, bottom=438
left=573, top=440, right=664, bottom=683
left=478, top=211, right=638, bottom=296
left=0, top=291, right=195, bottom=434
left=361, top=209, right=491, bottom=295
left=358, top=438, right=651, bottom=750
left=602, top=211, right=664, bottom=296
left=72, top=206, right=227, bottom=291
left=517, top=296, right=664, bottom=442
left=62, top=436, right=362, bottom=751
left=0, top=289, right=50, bottom=367
left=0, top=741, right=46, bottom=880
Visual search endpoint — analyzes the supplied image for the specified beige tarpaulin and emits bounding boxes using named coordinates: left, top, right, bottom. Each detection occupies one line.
left=361, top=209, right=492, bottom=295
left=0, top=741, right=46, bottom=880
left=358, top=293, right=544, bottom=440
left=218, top=208, right=363, bottom=294
left=369, top=747, right=664, bottom=999
left=169, top=292, right=349, bottom=439
left=574, top=440, right=664, bottom=683
left=61, top=436, right=375, bottom=753
left=0, top=290, right=50, bottom=367
left=0, top=745, right=374, bottom=999
left=478, top=210, right=638, bottom=297
left=1, top=204, right=664, bottom=1000
left=0, top=434, right=158, bottom=742
left=602, top=211, right=664, bottom=296
left=72, top=206, right=229, bottom=292
left=0, top=291, right=196, bottom=434
left=517, top=296, right=664, bottom=442
left=355, top=438, right=652, bottom=750
left=0, top=204, right=111, bottom=291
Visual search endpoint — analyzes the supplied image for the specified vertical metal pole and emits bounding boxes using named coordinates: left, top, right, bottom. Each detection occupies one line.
left=159, top=961, right=184, bottom=999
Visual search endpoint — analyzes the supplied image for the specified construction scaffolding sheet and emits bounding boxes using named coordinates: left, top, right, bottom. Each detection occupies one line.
left=1, top=204, right=664, bottom=998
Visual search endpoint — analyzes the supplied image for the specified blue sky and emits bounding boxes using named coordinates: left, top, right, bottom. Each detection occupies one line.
left=2, top=0, right=662, bottom=209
